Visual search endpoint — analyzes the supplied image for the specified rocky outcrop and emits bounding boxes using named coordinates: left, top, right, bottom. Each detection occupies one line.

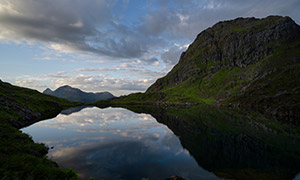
left=148, top=16, right=300, bottom=91
left=145, top=16, right=300, bottom=121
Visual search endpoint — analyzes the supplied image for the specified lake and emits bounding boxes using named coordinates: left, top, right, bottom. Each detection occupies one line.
left=22, top=106, right=220, bottom=180
left=22, top=105, right=300, bottom=180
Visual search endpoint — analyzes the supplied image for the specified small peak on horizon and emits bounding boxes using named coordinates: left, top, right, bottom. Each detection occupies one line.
left=56, top=85, right=77, bottom=90
left=43, top=87, right=53, bottom=94
left=55, top=85, right=83, bottom=92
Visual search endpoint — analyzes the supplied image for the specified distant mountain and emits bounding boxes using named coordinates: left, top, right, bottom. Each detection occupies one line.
left=0, top=80, right=79, bottom=127
left=43, top=85, right=115, bottom=103
left=107, top=16, right=300, bottom=120
left=0, top=80, right=79, bottom=179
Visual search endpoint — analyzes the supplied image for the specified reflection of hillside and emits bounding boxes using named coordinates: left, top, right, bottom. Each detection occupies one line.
left=60, top=106, right=92, bottom=115
left=123, top=105, right=300, bottom=180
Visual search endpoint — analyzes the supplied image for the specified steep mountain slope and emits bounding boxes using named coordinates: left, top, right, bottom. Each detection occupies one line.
left=0, top=80, right=79, bottom=179
left=44, top=85, right=115, bottom=103
left=137, top=16, right=299, bottom=120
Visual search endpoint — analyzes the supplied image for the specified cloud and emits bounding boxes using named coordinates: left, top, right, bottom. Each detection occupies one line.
left=1, top=0, right=299, bottom=61
left=12, top=71, right=155, bottom=96
left=138, top=0, right=300, bottom=41
left=2, top=0, right=300, bottom=95
left=49, top=73, right=156, bottom=95
left=139, top=8, right=181, bottom=36
left=142, top=0, right=300, bottom=63
left=0, top=0, right=151, bottom=59
left=161, top=43, right=189, bottom=65
left=15, top=79, right=48, bottom=90
left=76, top=67, right=165, bottom=78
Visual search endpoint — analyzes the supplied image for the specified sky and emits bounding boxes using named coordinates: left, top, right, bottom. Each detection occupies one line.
left=0, top=0, right=300, bottom=96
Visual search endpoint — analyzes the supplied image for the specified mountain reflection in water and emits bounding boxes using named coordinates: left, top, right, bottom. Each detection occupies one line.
left=124, top=105, right=300, bottom=180
left=22, top=105, right=300, bottom=180
left=22, top=107, right=219, bottom=180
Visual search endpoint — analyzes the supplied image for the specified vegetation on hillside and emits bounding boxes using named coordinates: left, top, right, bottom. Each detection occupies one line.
left=95, top=16, right=300, bottom=121
left=0, top=80, right=80, bottom=179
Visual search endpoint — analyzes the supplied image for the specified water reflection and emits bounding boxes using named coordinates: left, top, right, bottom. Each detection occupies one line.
left=22, top=107, right=220, bottom=180
left=123, top=105, right=300, bottom=180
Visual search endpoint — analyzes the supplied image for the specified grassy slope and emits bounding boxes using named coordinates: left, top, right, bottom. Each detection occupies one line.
left=97, top=39, right=299, bottom=106
left=96, top=17, right=300, bottom=121
left=0, top=81, right=80, bottom=180
left=226, top=41, right=300, bottom=116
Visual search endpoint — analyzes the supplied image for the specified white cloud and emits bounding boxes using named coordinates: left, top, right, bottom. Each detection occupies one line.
left=2, top=0, right=300, bottom=95
left=69, top=20, right=83, bottom=28
left=161, top=43, right=188, bottom=65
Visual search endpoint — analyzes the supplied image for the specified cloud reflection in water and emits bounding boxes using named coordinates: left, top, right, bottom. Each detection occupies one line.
left=22, top=107, right=220, bottom=180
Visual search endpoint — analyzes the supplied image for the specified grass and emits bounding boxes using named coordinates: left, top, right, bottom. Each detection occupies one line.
left=0, top=81, right=80, bottom=179
left=101, top=34, right=300, bottom=123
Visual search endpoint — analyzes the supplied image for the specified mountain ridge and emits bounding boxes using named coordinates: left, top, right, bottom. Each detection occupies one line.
left=44, top=85, right=115, bottom=103
left=103, top=15, right=300, bottom=121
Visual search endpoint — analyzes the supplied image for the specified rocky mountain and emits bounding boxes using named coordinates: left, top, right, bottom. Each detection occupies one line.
left=110, top=16, right=300, bottom=121
left=44, top=85, right=115, bottom=103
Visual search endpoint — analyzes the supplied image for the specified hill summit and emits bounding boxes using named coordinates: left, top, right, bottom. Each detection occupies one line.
left=44, top=85, right=115, bottom=103
left=115, top=16, right=300, bottom=120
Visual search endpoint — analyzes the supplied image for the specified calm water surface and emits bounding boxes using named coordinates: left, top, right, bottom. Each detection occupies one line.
left=22, top=107, right=220, bottom=180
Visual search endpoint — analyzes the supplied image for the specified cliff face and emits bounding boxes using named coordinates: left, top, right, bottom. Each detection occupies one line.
left=145, top=16, right=300, bottom=120
left=148, top=16, right=299, bottom=91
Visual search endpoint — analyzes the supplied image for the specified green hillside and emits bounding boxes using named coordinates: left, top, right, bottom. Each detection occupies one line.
left=104, top=16, right=300, bottom=120
left=0, top=80, right=80, bottom=179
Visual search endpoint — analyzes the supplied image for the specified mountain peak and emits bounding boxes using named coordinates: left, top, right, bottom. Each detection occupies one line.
left=43, top=85, right=115, bottom=103
left=148, top=15, right=300, bottom=92
left=43, top=88, right=53, bottom=94
left=59, top=85, right=75, bottom=89
left=143, top=15, right=300, bottom=120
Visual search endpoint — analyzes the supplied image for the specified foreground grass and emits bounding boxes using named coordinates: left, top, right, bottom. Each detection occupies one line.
left=0, top=120, right=78, bottom=180
left=0, top=81, right=81, bottom=180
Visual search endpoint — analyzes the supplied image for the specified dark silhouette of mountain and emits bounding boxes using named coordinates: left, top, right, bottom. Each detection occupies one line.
left=43, top=85, right=115, bottom=103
